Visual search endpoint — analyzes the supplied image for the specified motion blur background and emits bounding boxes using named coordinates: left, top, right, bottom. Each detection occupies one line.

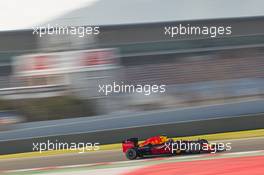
left=0, top=0, right=263, bottom=124
left=1, top=1, right=264, bottom=174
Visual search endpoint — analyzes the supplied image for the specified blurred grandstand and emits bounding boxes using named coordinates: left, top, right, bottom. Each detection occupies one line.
left=0, top=0, right=263, bottom=121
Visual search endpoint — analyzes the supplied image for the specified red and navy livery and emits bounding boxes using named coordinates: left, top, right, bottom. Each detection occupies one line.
left=122, top=136, right=223, bottom=160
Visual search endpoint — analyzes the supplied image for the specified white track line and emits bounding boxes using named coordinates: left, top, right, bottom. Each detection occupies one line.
left=3, top=150, right=264, bottom=174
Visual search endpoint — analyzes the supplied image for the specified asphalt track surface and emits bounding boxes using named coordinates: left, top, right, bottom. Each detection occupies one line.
left=0, top=137, right=263, bottom=171
left=0, top=99, right=264, bottom=141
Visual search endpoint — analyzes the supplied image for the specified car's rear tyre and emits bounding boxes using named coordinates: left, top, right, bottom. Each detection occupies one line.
left=199, top=139, right=208, bottom=144
left=126, top=148, right=138, bottom=160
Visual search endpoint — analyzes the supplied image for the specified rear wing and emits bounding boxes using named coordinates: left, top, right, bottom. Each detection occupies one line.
left=122, top=138, right=139, bottom=152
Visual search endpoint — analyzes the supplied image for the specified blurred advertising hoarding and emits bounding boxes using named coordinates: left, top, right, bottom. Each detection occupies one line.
left=13, top=48, right=119, bottom=77
left=8, top=48, right=120, bottom=99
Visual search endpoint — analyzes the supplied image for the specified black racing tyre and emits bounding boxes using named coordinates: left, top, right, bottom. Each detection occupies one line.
left=199, top=139, right=209, bottom=144
left=172, top=149, right=181, bottom=155
left=126, top=148, right=138, bottom=160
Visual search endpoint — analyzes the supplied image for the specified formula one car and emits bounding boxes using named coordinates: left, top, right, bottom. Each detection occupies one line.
left=122, top=135, right=224, bottom=160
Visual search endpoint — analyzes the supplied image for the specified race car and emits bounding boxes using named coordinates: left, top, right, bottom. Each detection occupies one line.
left=122, top=135, right=224, bottom=160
